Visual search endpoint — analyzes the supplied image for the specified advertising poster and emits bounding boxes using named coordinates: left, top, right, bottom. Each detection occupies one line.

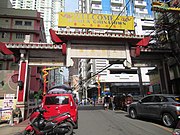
left=1, top=94, right=15, bottom=121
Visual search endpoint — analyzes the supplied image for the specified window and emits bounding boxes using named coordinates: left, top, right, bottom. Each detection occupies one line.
left=154, top=96, right=161, bottom=102
left=45, top=96, right=69, bottom=105
left=140, top=8, right=145, bottom=11
left=16, top=33, right=25, bottom=39
left=141, top=96, right=153, bottom=102
left=15, top=21, right=22, bottom=25
left=0, top=62, right=3, bottom=70
left=159, top=96, right=168, bottom=102
left=1, top=32, right=7, bottom=38
left=24, top=21, right=32, bottom=26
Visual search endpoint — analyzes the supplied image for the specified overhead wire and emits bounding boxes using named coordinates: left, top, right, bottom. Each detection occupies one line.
left=79, top=0, right=132, bottom=86
left=107, top=0, right=132, bottom=32
left=82, top=63, right=112, bottom=83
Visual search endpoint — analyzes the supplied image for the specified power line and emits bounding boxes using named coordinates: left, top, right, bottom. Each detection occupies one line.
left=81, top=59, right=124, bottom=88
left=81, top=0, right=132, bottom=84
left=82, top=63, right=112, bottom=83
left=107, top=0, right=132, bottom=32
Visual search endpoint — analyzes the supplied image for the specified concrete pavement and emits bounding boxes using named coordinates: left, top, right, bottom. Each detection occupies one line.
left=0, top=119, right=28, bottom=135
left=0, top=105, right=121, bottom=135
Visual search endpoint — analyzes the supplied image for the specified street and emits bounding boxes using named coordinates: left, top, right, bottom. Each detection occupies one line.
left=73, top=105, right=172, bottom=135
left=0, top=105, right=174, bottom=135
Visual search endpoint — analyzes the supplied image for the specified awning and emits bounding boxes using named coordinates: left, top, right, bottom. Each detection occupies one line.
left=136, top=36, right=151, bottom=47
left=135, top=36, right=151, bottom=57
left=0, top=42, right=13, bottom=55
left=49, top=29, right=63, bottom=43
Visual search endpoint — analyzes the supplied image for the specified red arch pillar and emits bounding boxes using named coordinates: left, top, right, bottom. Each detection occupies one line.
left=16, top=51, right=29, bottom=120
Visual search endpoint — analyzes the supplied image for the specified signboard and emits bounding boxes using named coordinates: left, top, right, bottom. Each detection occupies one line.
left=1, top=94, right=15, bottom=121
left=58, top=12, right=134, bottom=30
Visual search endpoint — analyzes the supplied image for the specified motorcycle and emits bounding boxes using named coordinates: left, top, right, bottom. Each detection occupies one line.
left=24, top=106, right=75, bottom=135
left=124, top=95, right=133, bottom=111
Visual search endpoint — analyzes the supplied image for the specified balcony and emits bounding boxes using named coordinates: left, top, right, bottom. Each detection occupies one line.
left=134, top=8, right=148, bottom=14
left=141, top=20, right=154, bottom=27
left=119, top=74, right=138, bottom=82
left=134, top=0, right=147, bottom=7
left=111, top=0, right=123, bottom=6
left=92, top=9, right=102, bottom=14
left=91, top=4, right=102, bottom=10
left=91, top=0, right=101, bottom=4
left=111, top=6, right=124, bottom=12
left=102, top=74, right=139, bottom=82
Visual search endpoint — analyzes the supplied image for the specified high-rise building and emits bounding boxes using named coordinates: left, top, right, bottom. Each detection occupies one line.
left=78, top=0, right=154, bottom=35
left=10, top=0, right=65, bottom=43
left=79, top=0, right=153, bottom=16
left=77, top=0, right=155, bottom=99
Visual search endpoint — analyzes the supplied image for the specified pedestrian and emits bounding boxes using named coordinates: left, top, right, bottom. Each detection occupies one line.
left=93, top=95, right=96, bottom=106
left=103, top=94, right=110, bottom=110
left=9, top=109, right=14, bottom=126
left=82, top=98, right=85, bottom=106
left=121, top=93, right=126, bottom=110
left=110, top=95, right=115, bottom=111
left=124, top=94, right=133, bottom=111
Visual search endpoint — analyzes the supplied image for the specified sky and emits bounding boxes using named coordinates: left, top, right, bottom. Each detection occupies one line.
left=65, top=0, right=78, bottom=12
left=62, top=0, right=78, bottom=82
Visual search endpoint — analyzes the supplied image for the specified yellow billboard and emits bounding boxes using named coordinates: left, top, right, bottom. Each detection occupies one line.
left=58, top=12, right=134, bottom=30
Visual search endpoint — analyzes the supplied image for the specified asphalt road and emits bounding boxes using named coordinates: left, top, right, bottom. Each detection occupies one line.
left=73, top=105, right=173, bottom=135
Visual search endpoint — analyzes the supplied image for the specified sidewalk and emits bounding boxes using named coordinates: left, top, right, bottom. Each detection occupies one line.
left=0, top=119, right=29, bottom=135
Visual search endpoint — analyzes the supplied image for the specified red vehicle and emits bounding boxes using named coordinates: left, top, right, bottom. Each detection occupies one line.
left=24, top=106, right=74, bottom=135
left=42, top=85, right=78, bottom=129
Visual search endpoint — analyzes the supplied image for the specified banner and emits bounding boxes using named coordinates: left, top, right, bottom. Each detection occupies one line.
left=1, top=94, right=15, bottom=121
left=58, top=12, right=134, bottom=30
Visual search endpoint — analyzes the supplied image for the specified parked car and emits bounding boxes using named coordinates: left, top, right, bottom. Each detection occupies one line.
left=42, top=85, right=78, bottom=129
left=172, top=120, right=180, bottom=135
left=128, top=94, right=180, bottom=127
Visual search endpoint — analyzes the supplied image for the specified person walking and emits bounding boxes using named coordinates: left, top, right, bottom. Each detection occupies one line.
left=93, top=95, right=96, bottom=106
left=110, top=95, right=115, bottom=111
left=103, top=95, right=110, bottom=110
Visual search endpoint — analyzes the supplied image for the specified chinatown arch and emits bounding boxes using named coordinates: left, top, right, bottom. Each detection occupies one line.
left=1, top=12, right=170, bottom=119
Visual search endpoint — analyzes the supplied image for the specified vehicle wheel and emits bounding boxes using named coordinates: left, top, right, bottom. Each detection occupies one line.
left=162, top=113, right=175, bottom=127
left=129, top=108, right=137, bottom=119
left=64, top=122, right=73, bottom=135
left=23, top=130, right=35, bottom=135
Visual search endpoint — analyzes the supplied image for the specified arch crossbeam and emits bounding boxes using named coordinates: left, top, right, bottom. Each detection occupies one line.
left=5, top=42, right=65, bottom=66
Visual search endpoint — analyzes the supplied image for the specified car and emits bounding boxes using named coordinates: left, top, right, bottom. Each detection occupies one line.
left=127, top=94, right=180, bottom=127
left=172, top=120, right=180, bottom=135
left=42, top=85, right=78, bottom=129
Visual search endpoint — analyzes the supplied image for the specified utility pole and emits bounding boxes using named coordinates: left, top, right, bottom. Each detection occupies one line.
left=137, top=67, right=144, bottom=96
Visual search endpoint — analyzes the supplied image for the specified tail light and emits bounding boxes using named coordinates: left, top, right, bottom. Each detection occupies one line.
left=173, top=103, right=180, bottom=106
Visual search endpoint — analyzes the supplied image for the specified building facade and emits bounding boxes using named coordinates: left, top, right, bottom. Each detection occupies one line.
left=0, top=8, right=46, bottom=43
left=150, top=0, right=180, bottom=94
left=0, top=4, right=47, bottom=121
left=10, top=0, right=65, bottom=43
